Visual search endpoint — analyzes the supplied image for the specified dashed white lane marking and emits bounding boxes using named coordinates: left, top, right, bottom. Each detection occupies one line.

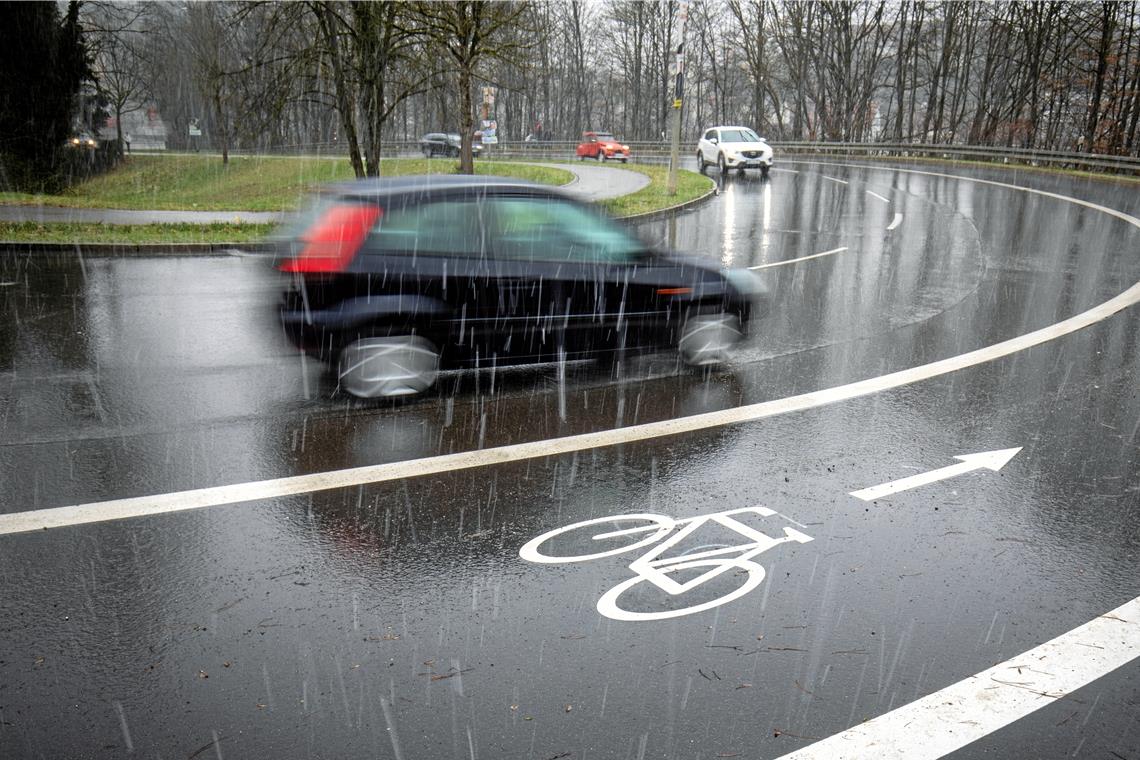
left=823, top=175, right=849, bottom=185
left=774, top=596, right=1140, bottom=759
left=1, top=166, right=1139, bottom=537
left=865, top=190, right=891, bottom=203
left=748, top=247, right=849, bottom=270
left=886, top=212, right=904, bottom=230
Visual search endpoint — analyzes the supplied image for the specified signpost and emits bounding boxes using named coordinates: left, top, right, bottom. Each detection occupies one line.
left=188, top=118, right=202, bottom=152
left=481, top=89, right=498, bottom=155
left=667, top=1, right=690, bottom=196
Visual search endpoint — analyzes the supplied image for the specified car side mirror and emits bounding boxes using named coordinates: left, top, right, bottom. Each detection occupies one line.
left=710, top=137, right=718, bottom=144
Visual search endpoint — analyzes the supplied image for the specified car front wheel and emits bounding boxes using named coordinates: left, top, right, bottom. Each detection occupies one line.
left=717, top=153, right=727, bottom=174
left=596, top=150, right=605, bottom=162
left=337, top=335, right=440, bottom=398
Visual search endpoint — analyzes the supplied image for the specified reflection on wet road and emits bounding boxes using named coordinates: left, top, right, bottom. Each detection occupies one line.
left=1, top=161, right=1138, bottom=759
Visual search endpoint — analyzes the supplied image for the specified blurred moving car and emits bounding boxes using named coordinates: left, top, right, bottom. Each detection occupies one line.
left=420, top=133, right=482, bottom=158
left=697, top=126, right=773, bottom=177
left=67, top=132, right=97, bottom=149
left=576, top=131, right=630, bottom=163
left=275, top=176, right=768, bottom=398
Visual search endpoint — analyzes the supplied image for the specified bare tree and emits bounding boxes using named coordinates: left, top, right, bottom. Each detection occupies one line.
left=417, top=1, right=534, bottom=173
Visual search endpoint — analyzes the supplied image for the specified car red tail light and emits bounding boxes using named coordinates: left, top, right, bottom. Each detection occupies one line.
left=279, top=204, right=382, bottom=273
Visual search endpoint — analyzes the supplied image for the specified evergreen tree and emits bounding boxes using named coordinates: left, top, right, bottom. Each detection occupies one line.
left=0, top=1, right=95, bottom=191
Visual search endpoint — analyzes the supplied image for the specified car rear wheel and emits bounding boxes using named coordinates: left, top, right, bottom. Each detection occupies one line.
left=678, top=312, right=742, bottom=367
left=596, top=150, right=605, bottom=162
left=717, top=153, right=727, bottom=174
left=337, top=335, right=440, bottom=398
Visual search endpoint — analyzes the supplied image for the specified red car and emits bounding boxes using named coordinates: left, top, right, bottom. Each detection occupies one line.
left=576, top=131, right=630, bottom=163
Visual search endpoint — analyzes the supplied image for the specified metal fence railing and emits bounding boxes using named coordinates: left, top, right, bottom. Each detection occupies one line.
left=764, top=142, right=1140, bottom=176
left=236, top=139, right=1140, bottom=176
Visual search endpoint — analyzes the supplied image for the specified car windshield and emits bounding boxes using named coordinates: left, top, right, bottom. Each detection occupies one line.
left=719, top=128, right=761, bottom=143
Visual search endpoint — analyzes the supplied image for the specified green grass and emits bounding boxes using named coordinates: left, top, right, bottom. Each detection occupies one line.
left=0, top=221, right=274, bottom=244
left=598, top=163, right=715, bottom=217
left=0, top=155, right=716, bottom=245
left=0, top=154, right=574, bottom=212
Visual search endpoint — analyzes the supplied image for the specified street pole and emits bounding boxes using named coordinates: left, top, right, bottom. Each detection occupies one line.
left=667, top=1, right=690, bottom=196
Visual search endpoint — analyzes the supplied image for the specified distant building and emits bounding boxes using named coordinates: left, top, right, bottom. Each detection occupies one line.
left=100, top=104, right=168, bottom=150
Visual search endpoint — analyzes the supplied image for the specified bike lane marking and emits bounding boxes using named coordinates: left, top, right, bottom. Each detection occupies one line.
left=2, top=165, right=1140, bottom=537
left=773, top=595, right=1140, bottom=760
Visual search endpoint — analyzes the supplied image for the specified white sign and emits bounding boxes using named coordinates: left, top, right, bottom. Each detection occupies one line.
left=519, top=506, right=812, bottom=621
left=480, top=119, right=498, bottom=145
left=188, top=125, right=202, bottom=137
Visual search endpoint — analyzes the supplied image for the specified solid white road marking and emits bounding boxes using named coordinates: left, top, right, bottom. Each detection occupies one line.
left=886, top=212, right=904, bottom=230
left=865, top=190, right=891, bottom=203
left=773, top=595, right=1140, bottom=760
left=1, top=167, right=1139, bottom=536
left=850, top=447, right=1022, bottom=501
left=823, top=175, right=849, bottom=185
left=749, top=247, right=849, bottom=270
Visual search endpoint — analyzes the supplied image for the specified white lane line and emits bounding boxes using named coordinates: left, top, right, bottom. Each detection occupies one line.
left=886, top=212, right=903, bottom=230
left=2, top=167, right=1139, bottom=537
left=772, top=168, right=799, bottom=175
left=774, top=596, right=1140, bottom=760
left=749, top=247, right=848, bottom=270
left=865, top=190, right=891, bottom=203
left=823, top=175, right=849, bottom=185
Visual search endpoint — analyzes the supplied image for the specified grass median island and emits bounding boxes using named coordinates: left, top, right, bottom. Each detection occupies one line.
left=0, top=221, right=274, bottom=245
left=0, top=155, right=714, bottom=245
left=0, top=154, right=575, bottom=212
left=598, top=163, right=715, bottom=217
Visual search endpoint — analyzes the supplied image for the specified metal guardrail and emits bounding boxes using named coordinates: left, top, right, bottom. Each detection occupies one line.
left=769, top=142, right=1140, bottom=176
left=237, top=139, right=1140, bottom=175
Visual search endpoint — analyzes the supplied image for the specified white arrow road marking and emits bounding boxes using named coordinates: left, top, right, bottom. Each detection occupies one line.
left=774, top=595, right=1140, bottom=760
left=886, top=212, right=904, bottom=230
left=749, top=247, right=848, bottom=270
left=823, top=175, right=849, bottom=185
left=850, top=447, right=1021, bottom=501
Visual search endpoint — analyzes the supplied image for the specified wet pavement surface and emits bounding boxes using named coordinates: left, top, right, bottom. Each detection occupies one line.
left=1, top=160, right=1138, bottom=759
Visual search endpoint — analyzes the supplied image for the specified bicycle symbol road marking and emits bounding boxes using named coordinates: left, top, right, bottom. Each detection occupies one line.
left=519, top=507, right=813, bottom=622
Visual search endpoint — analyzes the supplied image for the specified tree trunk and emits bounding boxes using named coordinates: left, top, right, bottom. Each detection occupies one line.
left=459, top=65, right=475, bottom=174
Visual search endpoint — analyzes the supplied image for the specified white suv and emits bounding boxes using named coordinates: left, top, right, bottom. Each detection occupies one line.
left=697, top=126, right=773, bottom=177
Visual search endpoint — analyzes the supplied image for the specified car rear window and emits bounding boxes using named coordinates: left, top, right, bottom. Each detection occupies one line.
left=489, top=197, right=644, bottom=263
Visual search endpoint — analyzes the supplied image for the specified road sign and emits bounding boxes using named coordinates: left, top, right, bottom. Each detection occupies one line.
left=481, top=120, right=498, bottom=145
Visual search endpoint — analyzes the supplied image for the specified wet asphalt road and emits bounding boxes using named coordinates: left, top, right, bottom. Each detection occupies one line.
left=1, top=160, right=1139, bottom=759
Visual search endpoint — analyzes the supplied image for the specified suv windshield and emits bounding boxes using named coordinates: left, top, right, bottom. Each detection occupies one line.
left=719, top=129, right=761, bottom=143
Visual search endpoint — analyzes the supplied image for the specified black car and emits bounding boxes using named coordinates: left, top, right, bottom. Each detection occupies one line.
left=275, top=176, right=767, bottom=398
left=420, top=132, right=482, bottom=158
